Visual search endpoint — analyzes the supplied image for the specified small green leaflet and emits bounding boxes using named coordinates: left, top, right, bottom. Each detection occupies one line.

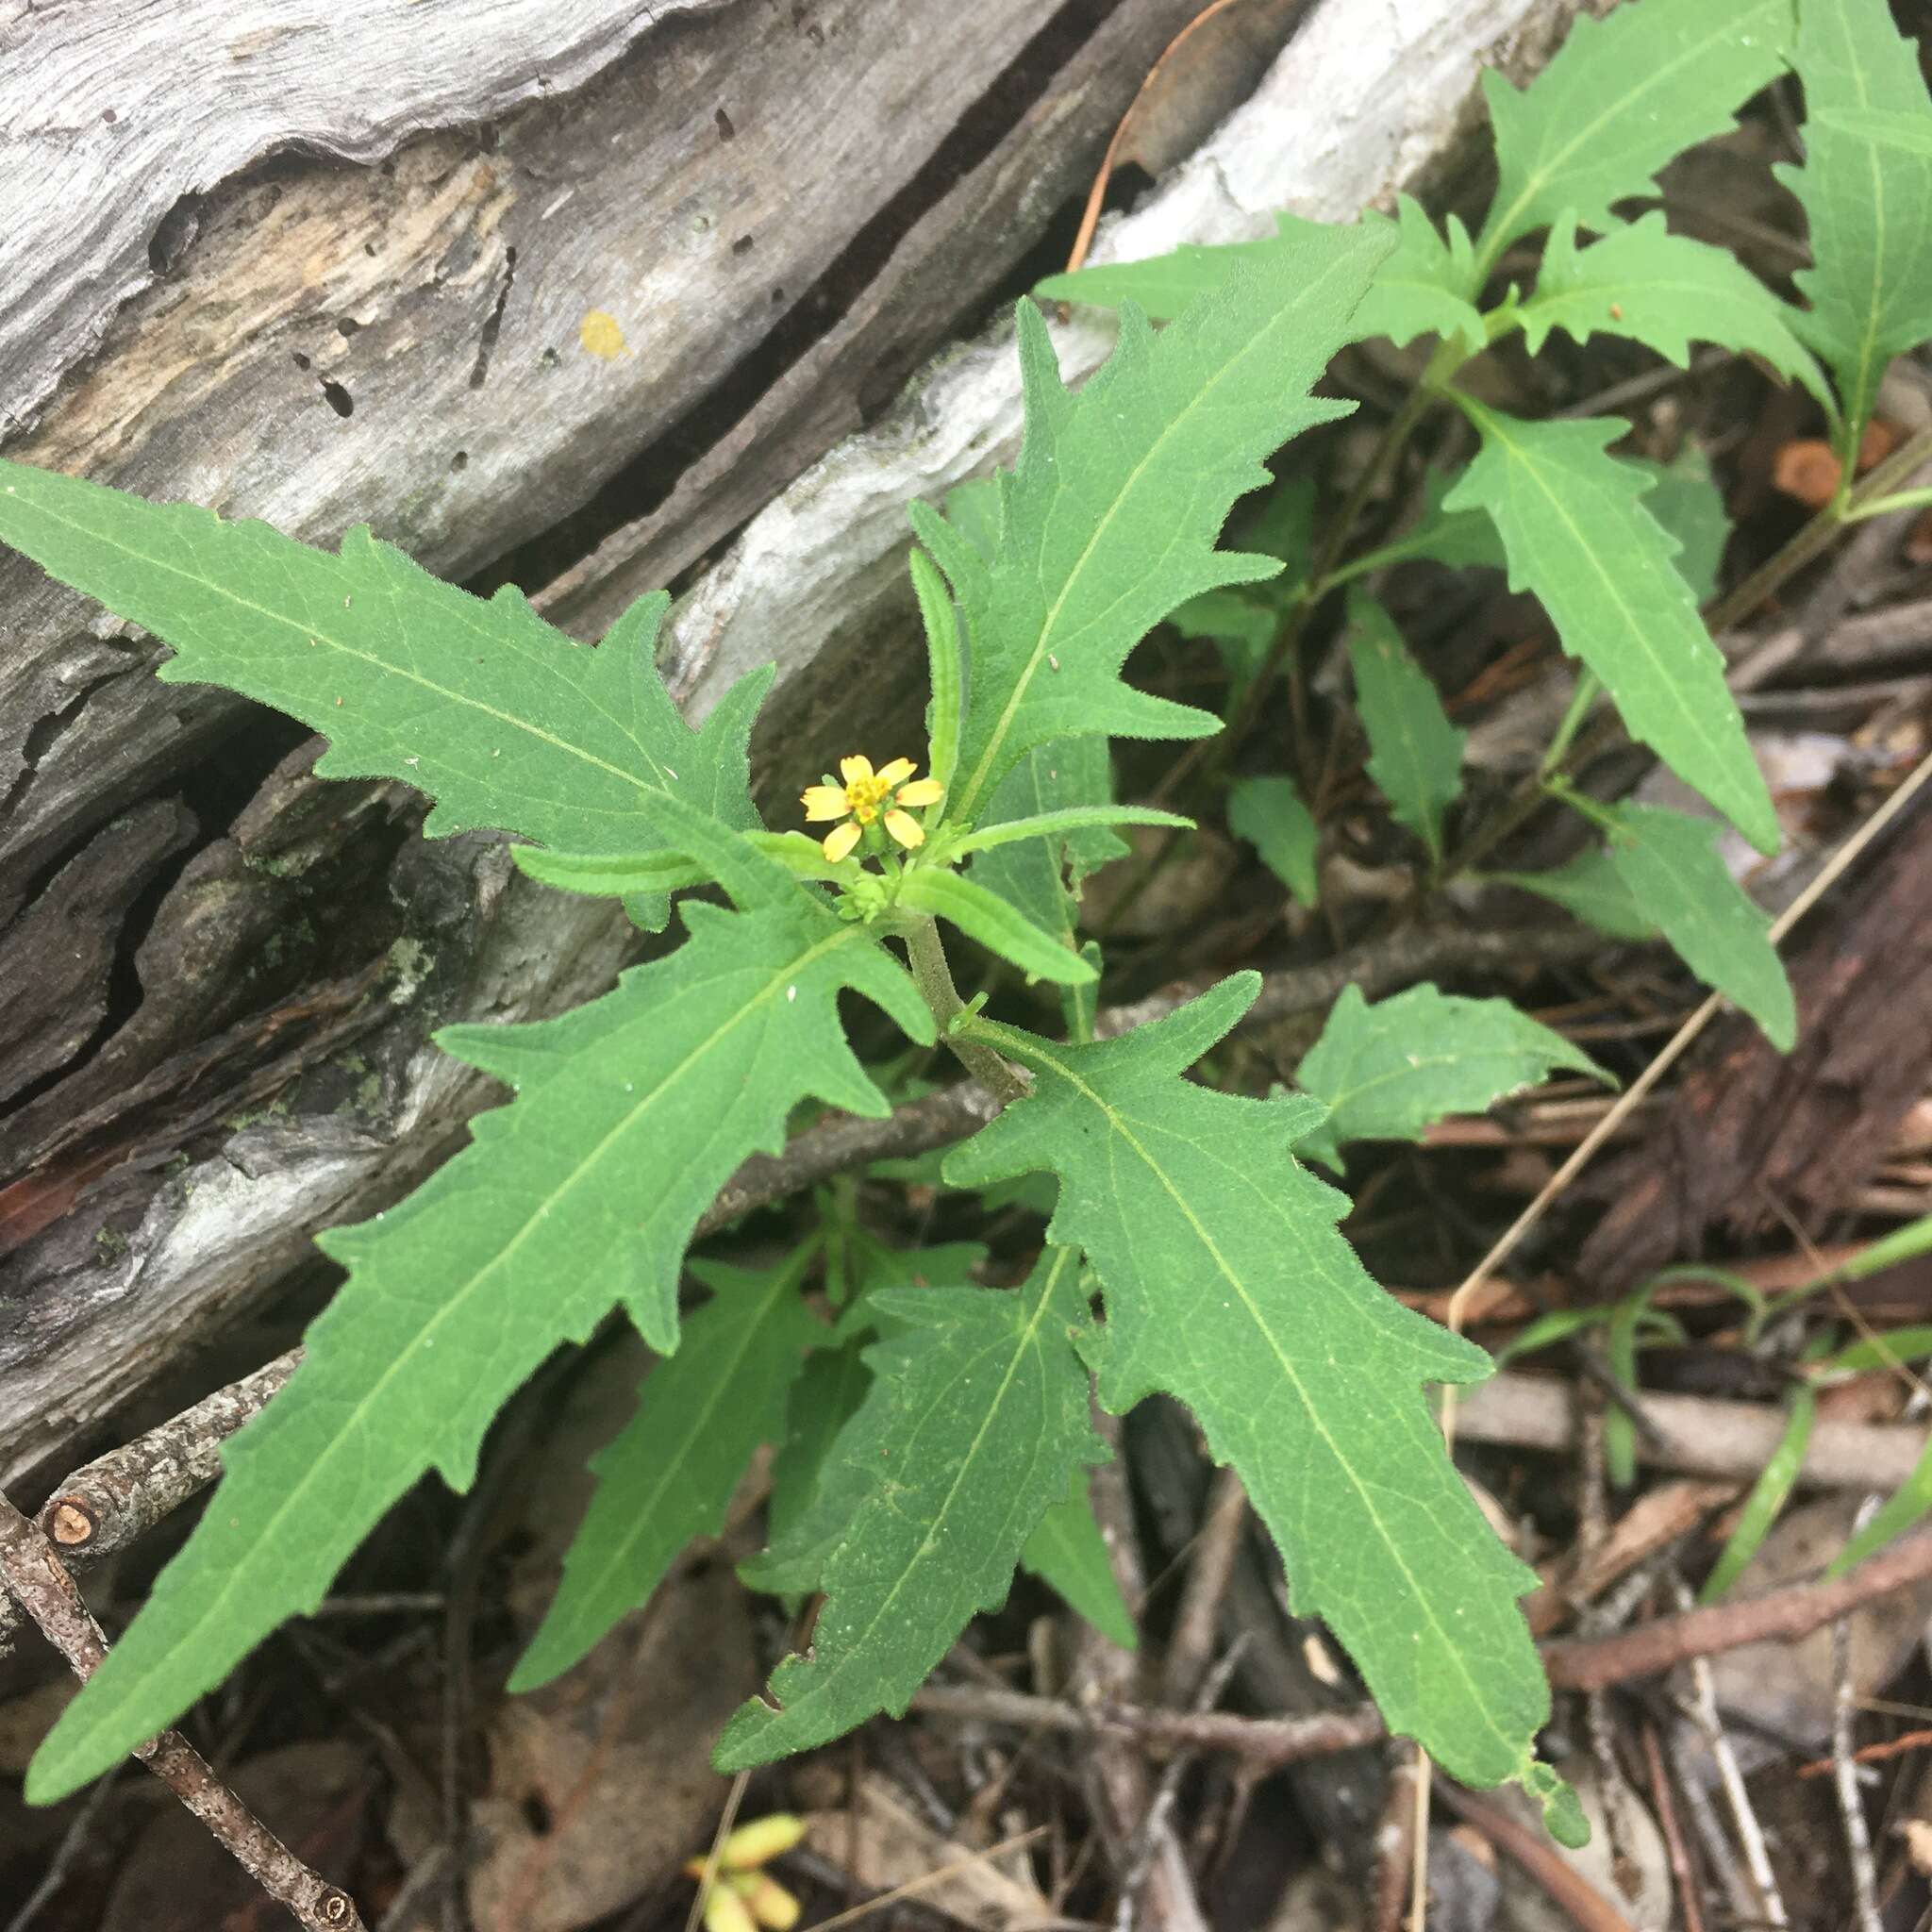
left=1344, top=592, right=1465, bottom=866
left=512, top=829, right=849, bottom=902
left=952, top=805, right=1188, bottom=862
left=1778, top=0, right=1932, bottom=441
left=1021, top=1476, right=1138, bottom=1651
left=0, top=462, right=766, bottom=865
left=509, top=1247, right=823, bottom=1691
left=1172, top=589, right=1279, bottom=691
left=1514, top=213, right=1828, bottom=411
left=1826, top=1431, right=1932, bottom=1579
left=1635, top=446, right=1730, bottom=606
left=968, top=742, right=1124, bottom=952
left=1355, top=198, right=1486, bottom=354
left=1488, top=847, right=1658, bottom=942
left=910, top=547, right=964, bottom=808
left=1227, top=776, right=1319, bottom=908
left=945, top=980, right=1581, bottom=1839
left=1602, top=804, right=1796, bottom=1049
left=896, top=866, right=1096, bottom=986
left=717, top=1249, right=1104, bottom=1767
left=1443, top=406, right=1778, bottom=854
left=1699, top=1377, right=1817, bottom=1603
left=918, top=220, right=1391, bottom=826
left=1474, top=0, right=1793, bottom=270
left=1294, top=983, right=1613, bottom=1171
left=26, top=822, right=933, bottom=1805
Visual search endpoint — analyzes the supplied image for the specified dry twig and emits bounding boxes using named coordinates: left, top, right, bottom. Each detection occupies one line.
left=0, top=1491, right=364, bottom=1932
left=1158, top=1466, right=1248, bottom=1708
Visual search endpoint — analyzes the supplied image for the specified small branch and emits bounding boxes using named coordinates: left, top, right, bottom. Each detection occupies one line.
left=1072, top=1411, right=1208, bottom=1932
left=918, top=1529, right=1932, bottom=1767
left=40, top=1351, right=304, bottom=1556
left=910, top=1680, right=1391, bottom=1767
left=1457, top=1372, right=1929, bottom=1493
left=1640, top=1721, right=1704, bottom=1932
left=0, top=1492, right=364, bottom=1932
left=1369, top=1743, right=1423, bottom=1932
left=1834, top=1500, right=1885, bottom=1932
left=1673, top=1580, right=1788, bottom=1931
left=1431, top=1781, right=1638, bottom=1932
left=1543, top=1531, right=1932, bottom=1692
left=1158, top=1464, right=1247, bottom=1708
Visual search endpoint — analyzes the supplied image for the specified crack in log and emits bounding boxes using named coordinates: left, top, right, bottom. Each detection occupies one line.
left=476, top=0, right=1119, bottom=598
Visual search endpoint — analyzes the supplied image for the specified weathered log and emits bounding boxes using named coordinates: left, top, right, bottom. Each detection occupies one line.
left=0, top=0, right=734, bottom=440
left=0, top=0, right=1590, bottom=1488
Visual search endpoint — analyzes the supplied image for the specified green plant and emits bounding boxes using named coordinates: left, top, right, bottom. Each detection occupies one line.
left=7, top=0, right=1930, bottom=1852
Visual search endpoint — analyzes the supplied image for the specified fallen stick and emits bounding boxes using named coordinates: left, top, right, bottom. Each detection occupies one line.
left=40, top=1350, right=303, bottom=1556
left=918, top=1527, right=1932, bottom=1759
left=1457, top=1372, right=1929, bottom=1491
left=0, top=1491, right=364, bottom=1931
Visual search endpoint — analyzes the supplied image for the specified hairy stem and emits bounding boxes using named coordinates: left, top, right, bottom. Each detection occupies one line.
left=900, top=913, right=1030, bottom=1105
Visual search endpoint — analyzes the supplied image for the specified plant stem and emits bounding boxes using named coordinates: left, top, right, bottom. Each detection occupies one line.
left=1840, top=484, right=1932, bottom=523
left=1541, top=670, right=1601, bottom=777
left=900, top=913, right=1029, bottom=1105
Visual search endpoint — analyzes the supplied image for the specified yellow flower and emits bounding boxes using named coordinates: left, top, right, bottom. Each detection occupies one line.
left=801, top=753, right=943, bottom=861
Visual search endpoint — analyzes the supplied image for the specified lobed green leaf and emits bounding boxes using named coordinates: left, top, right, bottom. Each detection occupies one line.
left=25, top=818, right=933, bottom=1805
left=1779, top=0, right=1932, bottom=441
left=1294, top=983, right=1613, bottom=1170
left=1474, top=0, right=1793, bottom=270
left=0, top=462, right=766, bottom=881
left=1443, top=407, right=1778, bottom=852
left=1344, top=592, right=1466, bottom=866
left=509, top=1246, right=824, bottom=1691
left=925, top=220, right=1391, bottom=825
left=717, top=1250, right=1104, bottom=1766
left=1602, top=803, right=1795, bottom=1048
left=945, top=980, right=1576, bottom=1831
left=1515, top=213, right=1829, bottom=412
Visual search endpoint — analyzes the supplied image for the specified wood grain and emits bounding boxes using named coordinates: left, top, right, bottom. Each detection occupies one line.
left=0, top=0, right=731, bottom=437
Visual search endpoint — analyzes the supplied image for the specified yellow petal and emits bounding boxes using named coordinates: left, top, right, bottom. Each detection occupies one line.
left=741, top=1875, right=802, bottom=1930
left=838, top=754, right=874, bottom=787
left=894, top=778, right=943, bottom=808
left=701, top=1886, right=757, bottom=1932
left=800, top=784, right=849, bottom=821
left=875, top=757, right=917, bottom=789
left=717, top=1816, right=807, bottom=1869
left=823, top=819, right=862, bottom=862
left=884, top=809, right=924, bottom=850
